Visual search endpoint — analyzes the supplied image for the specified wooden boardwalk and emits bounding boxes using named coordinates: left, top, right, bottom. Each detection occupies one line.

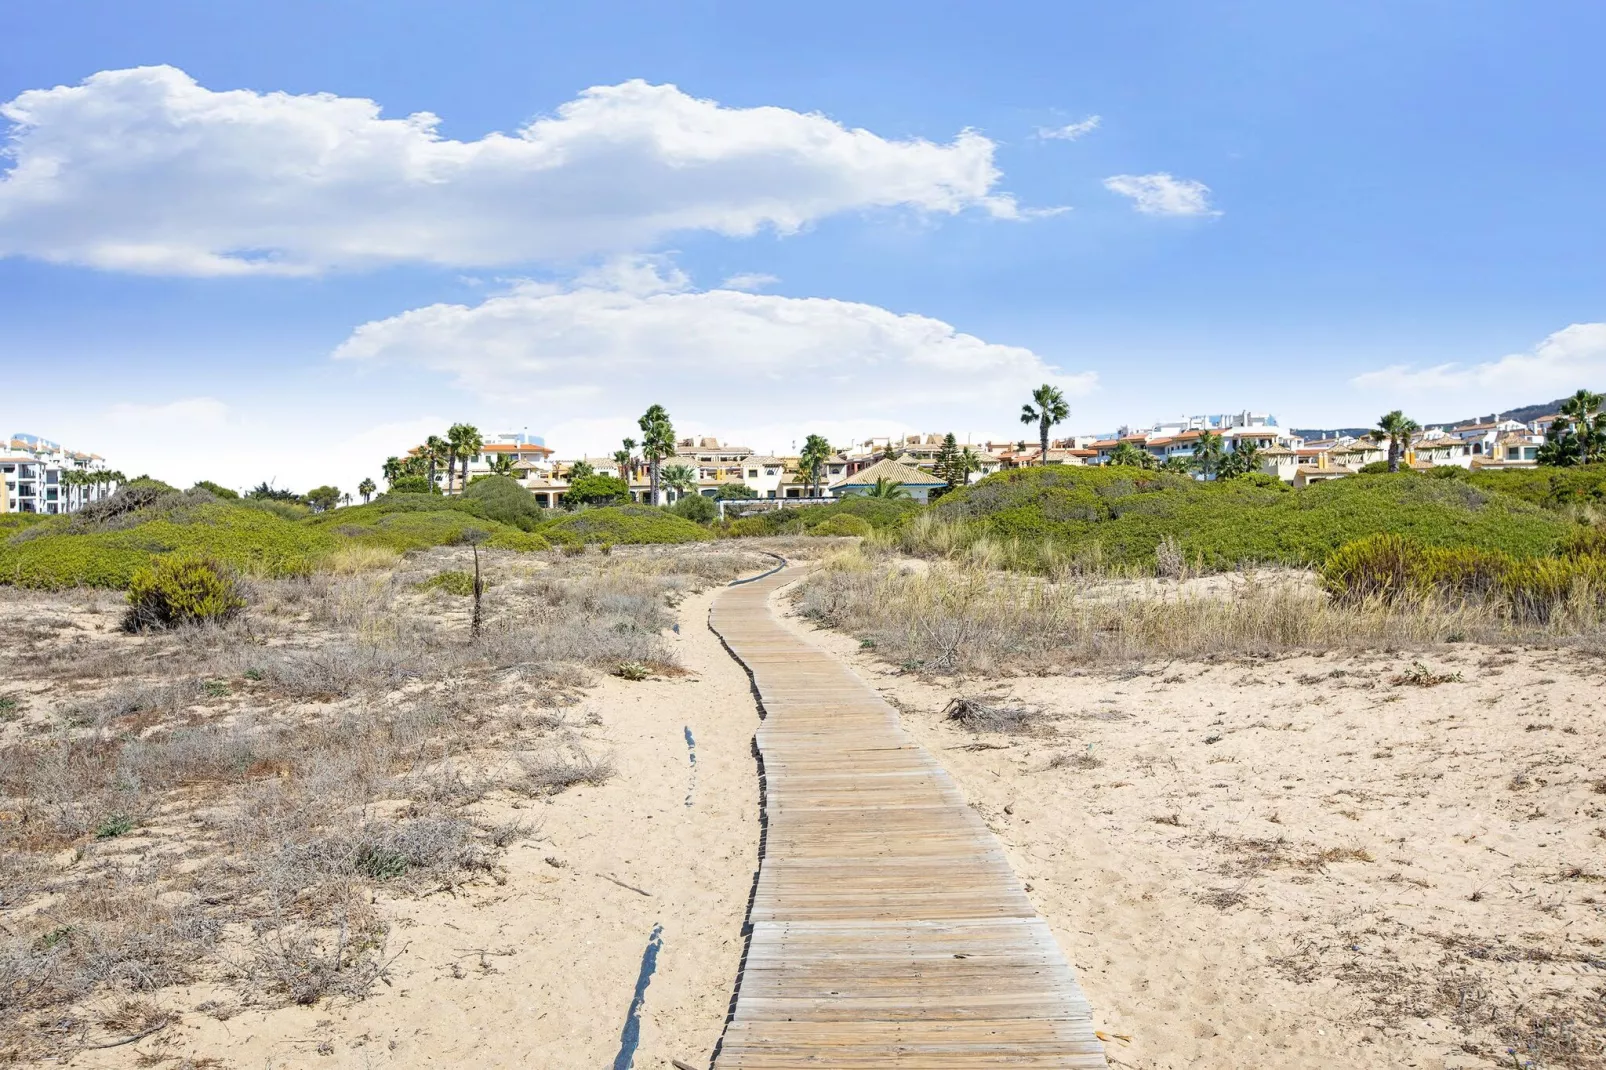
left=709, top=565, right=1107, bottom=1069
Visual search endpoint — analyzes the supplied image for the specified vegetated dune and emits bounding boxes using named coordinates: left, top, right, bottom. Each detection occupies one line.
left=536, top=504, right=713, bottom=545
left=779, top=569, right=1606, bottom=1070
left=925, top=466, right=1573, bottom=570
left=0, top=544, right=780, bottom=1067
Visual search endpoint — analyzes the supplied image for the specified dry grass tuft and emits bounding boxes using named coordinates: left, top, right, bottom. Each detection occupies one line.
left=942, top=696, right=1037, bottom=733
left=797, top=547, right=1606, bottom=674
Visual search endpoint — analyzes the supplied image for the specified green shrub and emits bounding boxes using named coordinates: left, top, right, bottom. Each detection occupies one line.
left=125, top=554, right=247, bottom=630
left=670, top=493, right=718, bottom=523
left=1, top=503, right=338, bottom=588
left=416, top=570, right=479, bottom=596
left=191, top=480, right=240, bottom=499
left=306, top=493, right=548, bottom=553
left=718, top=496, right=920, bottom=538
left=928, top=466, right=1567, bottom=572
left=460, top=475, right=547, bottom=530
left=565, top=474, right=632, bottom=507
left=713, top=483, right=759, bottom=501
left=537, top=505, right=710, bottom=545
left=810, top=514, right=873, bottom=537
left=1465, top=463, right=1606, bottom=508
left=389, top=475, right=437, bottom=494
left=1559, top=525, right=1606, bottom=559
left=1357, top=461, right=1392, bottom=475
left=1320, top=533, right=1606, bottom=622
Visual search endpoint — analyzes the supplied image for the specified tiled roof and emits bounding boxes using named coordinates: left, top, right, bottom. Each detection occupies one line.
left=830, top=457, right=946, bottom=489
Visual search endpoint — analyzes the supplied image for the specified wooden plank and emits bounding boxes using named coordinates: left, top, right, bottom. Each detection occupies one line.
left=708, top=566, right=1108, bottom=1069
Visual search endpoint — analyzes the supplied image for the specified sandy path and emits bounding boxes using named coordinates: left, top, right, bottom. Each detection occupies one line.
left=77, top=584, right=759, bottom=1070
left=771, top=594, right=1606, bottom=1070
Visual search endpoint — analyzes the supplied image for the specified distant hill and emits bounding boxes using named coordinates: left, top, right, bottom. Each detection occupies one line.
left=1292, top=395, right=1581, bottom=441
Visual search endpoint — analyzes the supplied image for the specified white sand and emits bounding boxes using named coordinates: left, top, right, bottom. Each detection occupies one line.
left=72, top=584, right=759, bottom=1069
left=777, top=590, right=1606, bottom=1070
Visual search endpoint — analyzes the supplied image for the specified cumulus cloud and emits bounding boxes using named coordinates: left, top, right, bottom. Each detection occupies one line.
left=1037, top=115, right=1101, bottom=141
left=1352, top=323, right=1606, bottom=402
left=1103, top=172, right=1219, bottom=216
left=332, top=257, right=1094, bottom=441
left=0, top=66, right=1022, bottom=276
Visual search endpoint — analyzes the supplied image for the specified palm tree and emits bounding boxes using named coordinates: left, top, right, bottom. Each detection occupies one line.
left=423, top=435, right=449, bottom=492
left=381, top=457, right=404, bottom=486
left=638, top=405, right=676, bottom=506
left=488, top=453, right=517, bottom=476
left=358, top=477, right=376, bottom=503
left=660, top=463, right=698, bottom=502
left=799, top=434, right=833, bottom=497
left=863, top=476, right=911, bottom=500
left=1190, top=431, right=1226, bottom=480
left=1219, top=440, right=1263, bottom=479
left=447, top=424, right=483, bottom=493
left=1107, top=441, right=1153, bottom=469
left=1558, top=389, right=1604, bottom=465
left=1020, top=384, right=1070, bottom=465
left=567, top=459, right=596, bottom=480
left=620, top=438, right=638, bottom=480
left=1371, top=410, right=1421, bottom=473
left=612, top=449, right=633, bottom=478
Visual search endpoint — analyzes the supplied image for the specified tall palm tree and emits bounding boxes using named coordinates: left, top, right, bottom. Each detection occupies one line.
left=1020, top=384, right=1070, bottom=465
left=446, top=424, right=483, bottom=493
left=1371, top=410, right=1421, bottom=473
left=638, top=405, right=676, bottom=506
left=358, top=477, right=377, bottom=503
left=424, top=435, right=449, bottom=492
left=1558, top=389, right=1604, bottom=465
left=612, top=449, right=633, bottom=478
left=620, top=438, right=638, bottom=480
left=660, top=463, right=697, bottom=501
left=1190, top=431, right=1226, bottom=480
left=381, top=457, right=404, bottom=486
left=799, top=434, right=833, bottom=497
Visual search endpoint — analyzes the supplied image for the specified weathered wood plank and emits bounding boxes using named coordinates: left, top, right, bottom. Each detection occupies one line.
left=707, top=565, right=1107, bottom=1069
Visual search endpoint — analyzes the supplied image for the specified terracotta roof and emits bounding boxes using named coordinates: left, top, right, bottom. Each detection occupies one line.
left=1088, top=439, right=1121, bottom=449
left=830, top=457, right=946, bottom=490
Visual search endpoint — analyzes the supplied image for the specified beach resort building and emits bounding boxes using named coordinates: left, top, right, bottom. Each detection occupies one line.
left=2, top=434, right=109, bottom=514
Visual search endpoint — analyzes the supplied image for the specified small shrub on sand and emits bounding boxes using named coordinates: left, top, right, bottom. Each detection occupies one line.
left=416, top=570, right=480, bottom=596
left=538, top=505, right=710, bottom=545
left=942, top=696, right=1036, bottom=733
left=320, top=545, right=402, bottom=574
left=125, top=555, right=246, bottom=631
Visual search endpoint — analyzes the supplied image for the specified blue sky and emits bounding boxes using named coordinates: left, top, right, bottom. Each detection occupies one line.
left=3, top=0, right=1603, bottom=491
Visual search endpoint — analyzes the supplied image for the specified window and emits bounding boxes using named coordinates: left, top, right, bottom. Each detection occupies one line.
left=747, top=469, right=758, bottom=478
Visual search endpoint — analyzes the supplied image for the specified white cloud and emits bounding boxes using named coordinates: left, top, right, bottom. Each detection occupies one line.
left=1037, top=115, right=1101, bottom=141
left=332, top=257, right=1094, bottom=450
left=104, top=396, right=230, bottom=432
left=1352, top=323, right=1606, bottom=402
left=0, top=66, right=1023, bottom=276
left=1103, top=172, right=1220, bottom=216
left=720, top=272, right=780, bottom=291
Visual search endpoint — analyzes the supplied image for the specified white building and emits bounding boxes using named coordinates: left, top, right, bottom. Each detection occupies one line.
left=3, top=434, right=110, bottom=514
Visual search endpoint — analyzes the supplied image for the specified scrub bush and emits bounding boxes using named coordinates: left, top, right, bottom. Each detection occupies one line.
left=810, top=514, right=873, bottom=537
left=670, top=493, right=718, bottom=524
left=536, top=505, right=710, bottom=545
left=125, top=554, right=247, bottom=630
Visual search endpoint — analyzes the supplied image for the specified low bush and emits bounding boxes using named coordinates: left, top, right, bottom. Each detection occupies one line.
left=1464, top=463, right=1606, bottom=508
left=810, top=514, right=873, bottom=537
left=458, top=475, right=547, bottom=531
left=1320, top=532, right=1606, bottom=622
left=191, top=480, right=239, bottom=499
left=924, top=466, right=1569, bottom=572
left=536, top=505, right=710, bottom=545
left=670, top=493, right=718, bottom=524
left=415, top=570, right=479, bottom=596
left=564, top=474, right=631, bottom=507
left=1, top=503, right=338, bottom=588
left=125, top=554, right=247, bottom=630
left=388, top=475, right=437, bottom=494
left=719, top=496, right=920, bottom=538
left=306, top=494, right=547, bottom=553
